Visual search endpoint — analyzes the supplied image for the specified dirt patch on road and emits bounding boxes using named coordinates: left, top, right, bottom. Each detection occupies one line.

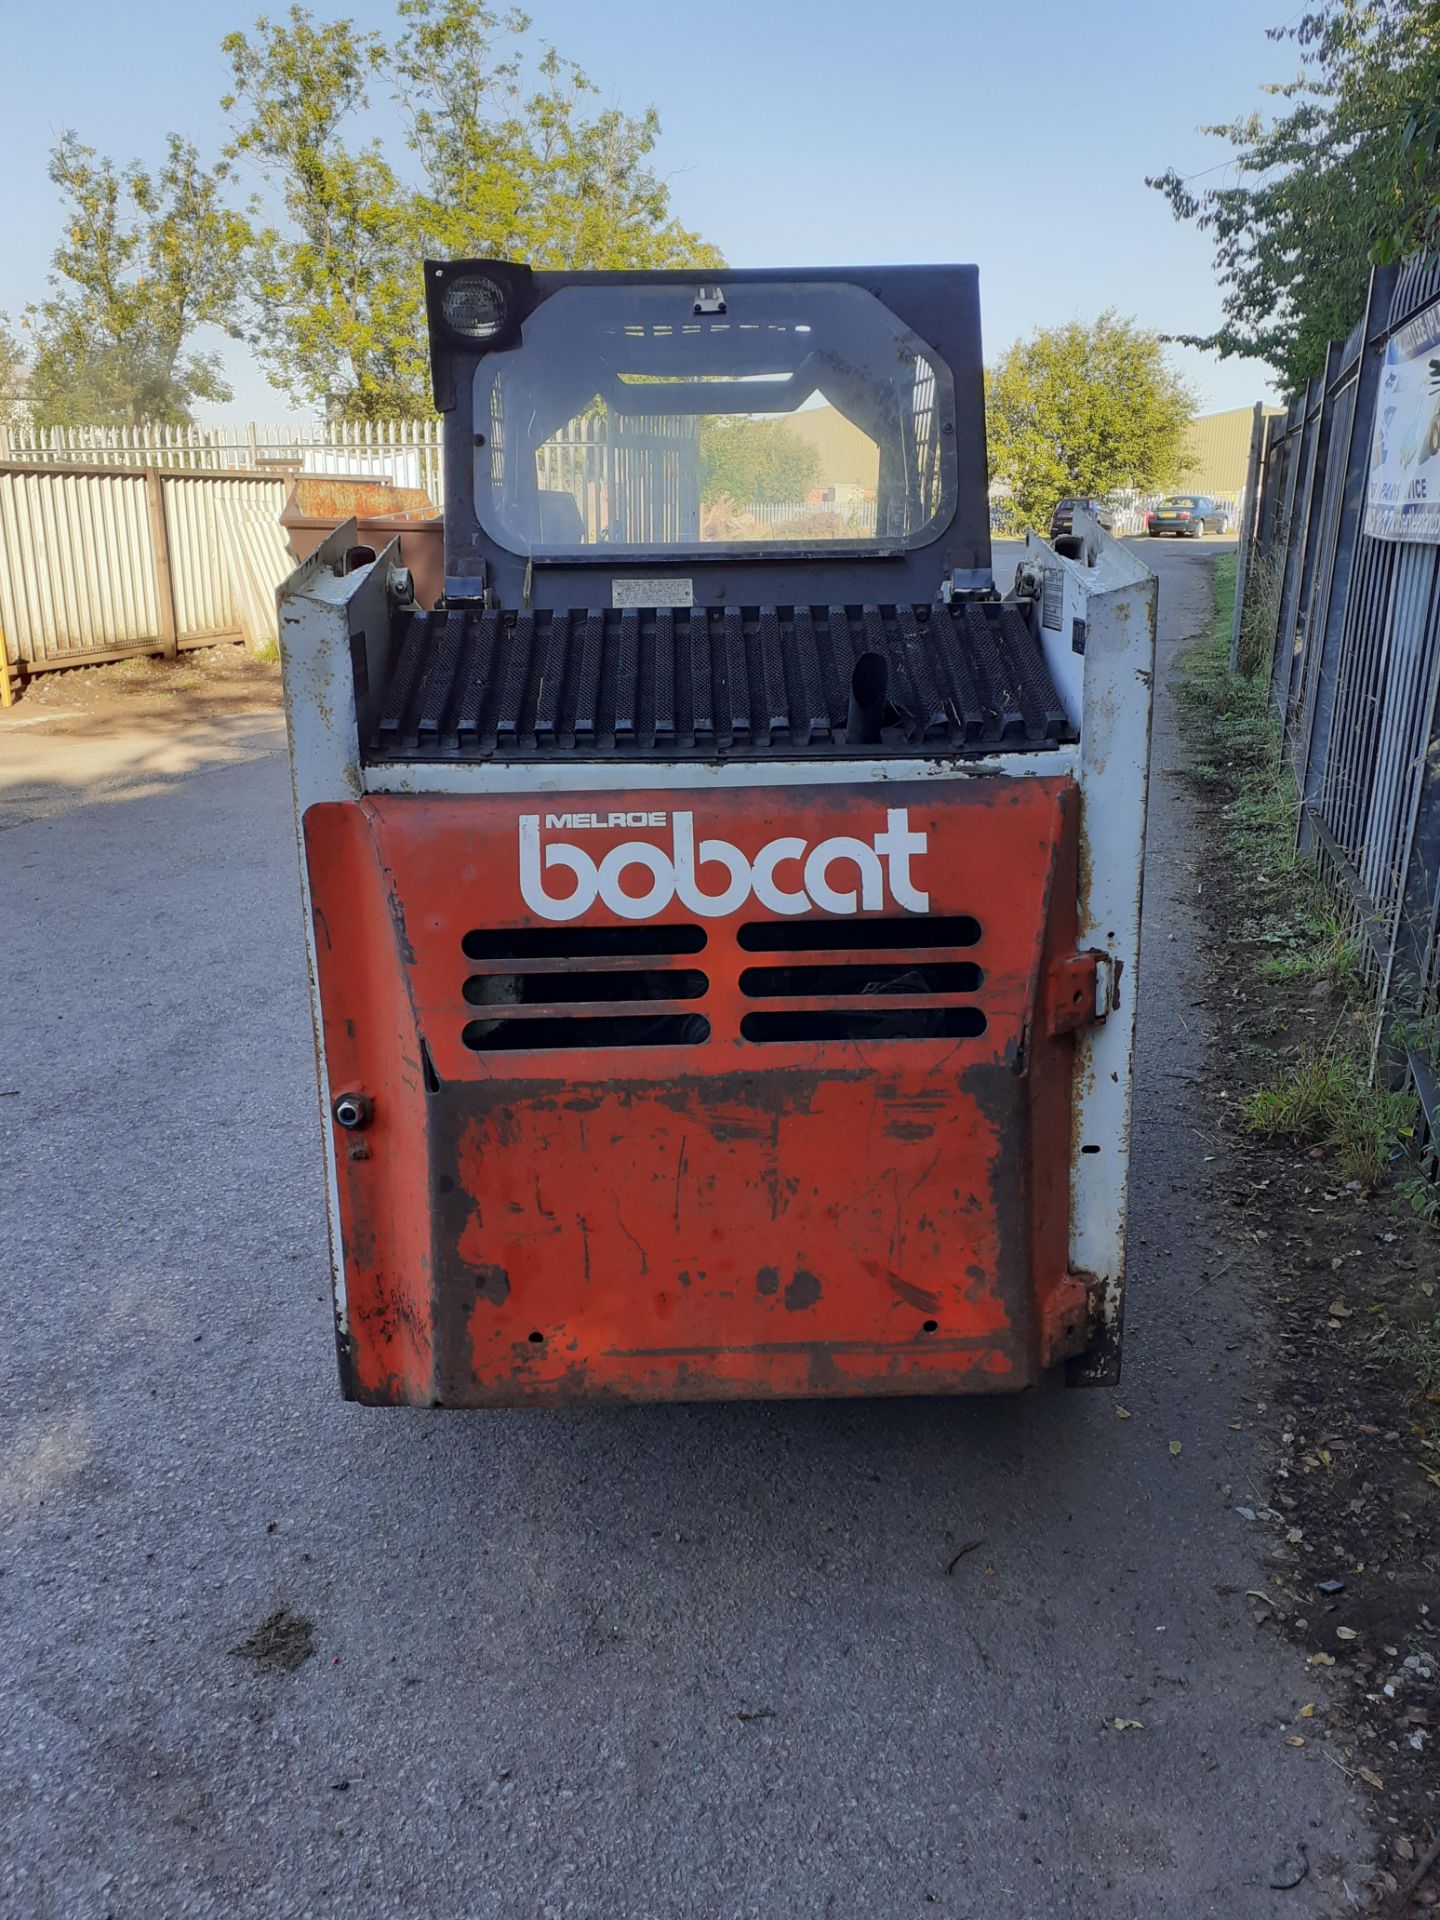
left=1181, top=595, right=1440, bottom=1912
left=231, top=1607, right=316, bottom=1674
left=4, top=643, right=281, bottom=734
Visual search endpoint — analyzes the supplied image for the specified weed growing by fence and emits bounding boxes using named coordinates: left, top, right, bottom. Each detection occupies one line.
left=1236, top=550, right=1283, bottom=680
left=1244, top=1045, right=1414, bottom=1187
left=1181, top=553, right=1418, bottom=1190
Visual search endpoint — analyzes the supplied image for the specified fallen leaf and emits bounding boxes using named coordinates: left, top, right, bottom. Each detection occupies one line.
left=1111, top=1718, right=1143, bottom=1731
left=1285, top=1735, right=1306, bottom=1747
left=1335, top=1627, right=1358, bottom=1642
left=1168, top=1440, right=1183, bottom=1456
left=1114, top=1406, right=1132, bottom=1419
left=1327, top=1299, right=1351, bottom=1317
left=1299, top=1703, right=1316, bottom=1719
left=1358, top=1766, right=1384, bottom=1790
left=1309, top=1652, right=1336, bottom=1667
left=1287, top=1527, right=1304, bottom=1544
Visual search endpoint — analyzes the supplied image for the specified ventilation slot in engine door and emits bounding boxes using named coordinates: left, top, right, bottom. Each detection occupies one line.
left=737, top=914, right=981, bottom=952
left=736, top=915, right=985, bottom=1045
left=460, top=926, right=709, bottom=1052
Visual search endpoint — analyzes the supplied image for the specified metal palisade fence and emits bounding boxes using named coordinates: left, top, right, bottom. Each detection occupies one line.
left=0, top=420, right=445, bottom=678
left=0, top=462, right=295, bottom=675
left=0, top=418, right=446, bottom=502
left=1243, top=250, right=1440, bottom=1154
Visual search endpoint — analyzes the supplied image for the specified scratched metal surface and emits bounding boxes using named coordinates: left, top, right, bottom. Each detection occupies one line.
left=0, top=539, right=1368, bottom=1919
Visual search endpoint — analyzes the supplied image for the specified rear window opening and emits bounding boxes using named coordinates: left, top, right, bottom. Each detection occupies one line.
left=472, top=281, right=956, bottom=560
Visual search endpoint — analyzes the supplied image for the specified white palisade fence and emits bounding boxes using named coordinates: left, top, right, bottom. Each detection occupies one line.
left=0, top=464, right=295, bottom=671
left=0, top=419, right=445, bottom=502
left=0, top=419, right=444, bottom=676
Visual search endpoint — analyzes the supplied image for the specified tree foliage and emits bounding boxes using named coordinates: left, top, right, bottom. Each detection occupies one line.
left=223, top=1, right=723, bottom=418
left=26, top=133, right=247, bottom=427
left=0, top=316, right=27, bottom=430
left=985, top=312, right=1196, bottom=531
left=223, top=10, right=422, bottom=419
left=395, top=0, right=722, bottom=271
left=1149, top=2, right=1440, bottom=392
left=699, top=417, right=819, bottom=506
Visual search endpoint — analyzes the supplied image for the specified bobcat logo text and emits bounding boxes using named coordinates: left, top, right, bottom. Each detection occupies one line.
left=518, top=809, right=929, bottom=922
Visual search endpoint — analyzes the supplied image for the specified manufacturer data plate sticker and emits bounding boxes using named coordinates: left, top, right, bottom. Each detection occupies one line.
left=1041, top=565, right=1065, bottom=631
left=612, top=578, right=695, bottom=609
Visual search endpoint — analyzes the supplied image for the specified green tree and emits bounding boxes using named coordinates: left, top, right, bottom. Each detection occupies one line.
left=223, top=8, right=425, bottom=419
left=223, top=1, right=722, bottom=419
left=1149, top=2, right=1440, bottom=391
left=985, top=313, right=1196, bottom=531
left=0, top=316, right=27, bottom=430
left=26, top=132, right=247, bottom=428
left=395, top=0, right=724, bottom=271
left=699, top=417, right=819, bottom=505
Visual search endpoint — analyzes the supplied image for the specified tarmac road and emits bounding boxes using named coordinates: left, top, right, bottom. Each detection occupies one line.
left=0, top=539, right=1367, bottom=1919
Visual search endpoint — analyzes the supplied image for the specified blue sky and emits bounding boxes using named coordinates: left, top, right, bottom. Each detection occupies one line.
left=1, top=0, right=1297, bottom=422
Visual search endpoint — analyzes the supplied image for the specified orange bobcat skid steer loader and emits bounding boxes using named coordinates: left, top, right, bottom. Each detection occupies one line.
left=278, top=262, right=1156, bottom=1406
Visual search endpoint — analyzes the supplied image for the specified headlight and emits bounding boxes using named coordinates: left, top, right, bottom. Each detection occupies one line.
left=440, top=274, right=507, bottom=340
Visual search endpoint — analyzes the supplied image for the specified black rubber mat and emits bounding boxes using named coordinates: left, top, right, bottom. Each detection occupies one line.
left=368, top=601, right=1073, bottom=761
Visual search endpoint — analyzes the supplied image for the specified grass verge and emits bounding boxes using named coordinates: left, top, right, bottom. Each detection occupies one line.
left=1179, top=552, right=1416, bottom=1191
left=1181, top=551, right=1440, bottom=1904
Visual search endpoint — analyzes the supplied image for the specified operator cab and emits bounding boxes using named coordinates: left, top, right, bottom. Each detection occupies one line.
left=425, top=262, right=994, bottom=610
left=367, top=261, right=1069, bottom=767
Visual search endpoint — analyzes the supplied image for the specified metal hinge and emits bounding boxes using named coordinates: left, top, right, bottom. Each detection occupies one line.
left=441, top=556, right=488, bottom=609
left=1046, top=950, right=1120, bottom=1036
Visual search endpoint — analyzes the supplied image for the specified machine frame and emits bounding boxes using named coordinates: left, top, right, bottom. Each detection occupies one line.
left=278, top=261, right=1156, bottom=1405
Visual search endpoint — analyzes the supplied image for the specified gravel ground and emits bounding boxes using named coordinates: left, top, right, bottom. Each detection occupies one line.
left=0, top=540, right=1369, bottom=1918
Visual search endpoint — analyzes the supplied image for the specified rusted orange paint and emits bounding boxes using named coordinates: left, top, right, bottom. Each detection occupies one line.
left=304, top=777, right=1091, bottom=1405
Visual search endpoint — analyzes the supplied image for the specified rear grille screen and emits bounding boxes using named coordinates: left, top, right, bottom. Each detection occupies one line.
left=736, top=917, right=986, bottom=1045
left=458, top=916, right=986, bottom=1052
left=461, top=923, right=711, bottom=1053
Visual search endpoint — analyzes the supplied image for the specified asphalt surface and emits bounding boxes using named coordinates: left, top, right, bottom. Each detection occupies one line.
left=1, top=539, right=1368, bottom=1919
